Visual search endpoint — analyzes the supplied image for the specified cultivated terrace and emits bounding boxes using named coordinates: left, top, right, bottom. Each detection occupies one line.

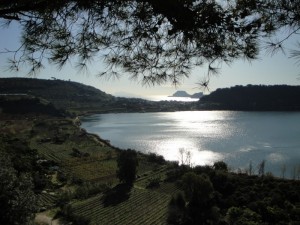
left=0, top=86, right=299, bottom=225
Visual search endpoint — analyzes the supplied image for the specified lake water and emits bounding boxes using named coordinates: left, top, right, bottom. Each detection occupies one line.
left=81, top=111, right=300, bottom=178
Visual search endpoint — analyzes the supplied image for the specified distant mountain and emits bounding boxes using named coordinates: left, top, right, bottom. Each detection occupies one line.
left=199, top=85, right=300, bottom=111
left=190, top=92, right=204, bottom=99
left=170, top=91, right=191, bottom=97
left=170, top=91, right=203, bottom=99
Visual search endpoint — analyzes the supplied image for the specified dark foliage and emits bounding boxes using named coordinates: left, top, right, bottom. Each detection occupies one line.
left=146, top=152, right=166, bottom=165
left=168, top=172, right=220, bottom=225
left=167, top=163, right=300, bottom=225
left=0, top=95, right=64, bottom=116
left=0, top=149, right=37, bottom=225
left=74, top=182, right=110, bottom=200
left=102, top=183, right=131, bottom=207
left=200, top=85, right=300, bottom=111
left=1, top=1, right=299, bottom=85
left=0, top=77, right=113, bottom=112
left=146, top=176, right=161, bottom=189
left=60, top=204, right=91, bottom=225
left=167, top=192, right=188, bottom=225
left=213, top=161, right=228, bottom=172
left=0, top=77, right=196, bottom=113
left=116, top=149, right=138, bottom=185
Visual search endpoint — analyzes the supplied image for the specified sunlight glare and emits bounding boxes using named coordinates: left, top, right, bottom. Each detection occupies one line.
left=152, top=137, right=224, bottom=166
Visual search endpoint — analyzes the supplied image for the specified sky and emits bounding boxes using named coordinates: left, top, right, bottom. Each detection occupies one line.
left=0, top=21, right=299, bottom=100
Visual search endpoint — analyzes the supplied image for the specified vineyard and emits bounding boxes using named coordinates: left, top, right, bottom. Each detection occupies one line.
left=38, top=192, right=58, bottom=209
left=72, top=187, right=171, bottom=225
left=29, top=118, right=120, bottom=183
left=0, top=114, right=181, bottom=225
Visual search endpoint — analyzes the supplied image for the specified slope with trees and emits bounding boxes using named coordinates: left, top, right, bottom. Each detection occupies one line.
left=0, top=138, right=40, bottom=225
left=0, top=77, right=114, bottom=114
left=0, top=77, right=197, bottom=114
left=199, top=85, right=300, bottom=110
left=166, top=162, right=300, bottom=225
left=0, top=99, right=299, bottom=224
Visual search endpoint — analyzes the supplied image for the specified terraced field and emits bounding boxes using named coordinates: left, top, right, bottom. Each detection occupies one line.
left=72, top=187, right=171, bottom=225
left=67, top=159, right=117, bottom=182
left=38, top=192, right=58, bottom=209
left=0, top=114, right=179, bottom=225
left=28, top=118, right=119, bottom=183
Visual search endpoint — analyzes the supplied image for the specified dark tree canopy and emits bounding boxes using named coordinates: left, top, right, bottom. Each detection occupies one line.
left=116, top=149, right=138, bottom=185
left=0, top=155, right=37, bottom=225
left=168, top=172, right=219, bottom=225
left=0, top=0, right=299, bottom=85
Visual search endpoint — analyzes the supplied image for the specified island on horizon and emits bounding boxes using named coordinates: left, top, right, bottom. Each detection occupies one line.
left=169, top=90, right=204, bottom=99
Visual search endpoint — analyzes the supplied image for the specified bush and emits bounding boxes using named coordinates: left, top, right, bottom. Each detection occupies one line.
left=146, top=176, right=161, bottom=189
left=56, top=190, right=73, bottom=207
left=74, top=182, right=109, bottom=199
left=57, top=170, right=68, bottom=183
left=61, top=204, right=90, bottom=225
left=213, top=161, right=228, bottom=172
left=147, top=153, right=166, bottom=164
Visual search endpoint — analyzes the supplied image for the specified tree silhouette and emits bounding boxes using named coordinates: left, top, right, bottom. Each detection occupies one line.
left=0, top=0, right=300, bottom=85
left=168, top=172, right=220, bottom=224
left=0, top=154, right=37, bottom=225
left=116, top=149, right=138, bottom=185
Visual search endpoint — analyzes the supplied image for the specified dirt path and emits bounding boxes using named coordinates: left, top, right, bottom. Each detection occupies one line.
left=35, top=212, right=62, bottom=225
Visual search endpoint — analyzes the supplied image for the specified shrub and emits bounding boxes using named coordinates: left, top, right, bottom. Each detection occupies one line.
left=146, top=176, right=161, bottom=189
left=74, top=182, right=109, bottom=199
left=147, top=153, right=166, bottom=164
left=56, top=170, right=68, bottom=182
left=61, top=204, right=91, bottom=225
left=213, top=161, right=228, bottom=172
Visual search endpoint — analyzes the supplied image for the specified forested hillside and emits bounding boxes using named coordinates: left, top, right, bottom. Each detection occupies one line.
left=0, top=95, right=64, bottom=116
left=0, top=78, right=114, bottom=114
left=199, top=85, right=300, bottom=111
left=0, top=78, right=196, bottom=114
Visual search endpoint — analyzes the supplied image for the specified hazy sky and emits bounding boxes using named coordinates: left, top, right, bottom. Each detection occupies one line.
left=0, top=21, right=299, bottom=99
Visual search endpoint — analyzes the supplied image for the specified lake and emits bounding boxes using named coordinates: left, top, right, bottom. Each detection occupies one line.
left=81, top=111, right=300, bottom=178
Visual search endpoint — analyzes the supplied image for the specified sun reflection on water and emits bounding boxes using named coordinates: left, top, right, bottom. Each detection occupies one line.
left=82, top=111, right=300, bottom=177
left=150, top=137, right=224, bottom=166
left=163, top=111, right=237, bottom=138
left=133, top=111, right=236, bottom=166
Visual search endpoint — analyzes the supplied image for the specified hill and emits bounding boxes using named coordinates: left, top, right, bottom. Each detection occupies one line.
left=199, top=85, right=300, bottom=111
left=1, top=84, right=299, bottom=224
left=0, top=77, right=114, bottom=114
left=1, top=111, right=299, bottom=225
left=170, top=90, right=191, bottom=97
left=0, top=94, right=65, bottom=117
left=0, top=78, right=197, bottom=114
